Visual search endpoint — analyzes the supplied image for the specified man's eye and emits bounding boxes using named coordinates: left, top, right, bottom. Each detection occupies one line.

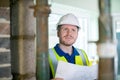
left=72, top=29, right=75, bottom=31
left=72, top=29, right=77, bottom=32
left=62, top=28, right=67, bottom=31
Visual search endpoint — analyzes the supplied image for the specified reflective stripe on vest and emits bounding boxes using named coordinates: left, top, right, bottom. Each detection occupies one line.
left=76, top=49, right=87, bottom=65
left=49, top=48, right=89, bottom=77
left=49, top=48, right=58, bottom=73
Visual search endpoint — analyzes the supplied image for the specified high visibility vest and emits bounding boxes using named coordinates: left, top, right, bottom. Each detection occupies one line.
left=49, top=48, right=90, bottom=78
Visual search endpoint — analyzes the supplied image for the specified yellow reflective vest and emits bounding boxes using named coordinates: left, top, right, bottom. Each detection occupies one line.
left=49, top=48, right=90, bottom=78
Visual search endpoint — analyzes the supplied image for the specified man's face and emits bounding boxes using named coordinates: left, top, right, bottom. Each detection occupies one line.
left=57, top=24, right=79, bottom=46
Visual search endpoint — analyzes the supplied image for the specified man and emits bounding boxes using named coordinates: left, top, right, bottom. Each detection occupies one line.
left=49, top=13, right=90, bottom=80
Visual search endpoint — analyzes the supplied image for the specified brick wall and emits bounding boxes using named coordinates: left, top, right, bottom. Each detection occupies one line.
left=0, top=7, right=12, bottom=80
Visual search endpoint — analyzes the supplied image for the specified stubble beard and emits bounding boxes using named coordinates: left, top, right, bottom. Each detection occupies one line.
left=60, top=39, right=76, bottom=46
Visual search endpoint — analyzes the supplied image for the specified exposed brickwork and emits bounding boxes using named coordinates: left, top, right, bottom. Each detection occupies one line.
left=0, top=23, right=10, bottom=35
left=0, top=38, right=10, bottom=49
left=0, top=7, right=11, bottom=79
left=0, top=66, right=11, bottom=77
left=0, top=52, right=10, bottom=64
left=0, top=7, right=10, bottom=20
left=0, top=78, right=12, bottom=80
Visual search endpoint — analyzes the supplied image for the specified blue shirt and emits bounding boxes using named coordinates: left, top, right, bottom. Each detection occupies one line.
left=54, top=44, right=79, bottom=64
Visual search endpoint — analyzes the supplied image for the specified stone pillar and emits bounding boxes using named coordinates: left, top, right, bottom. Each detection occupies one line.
left=10, top=0, right=36, bottom=80
left=97, top=0, right=116, bottom=80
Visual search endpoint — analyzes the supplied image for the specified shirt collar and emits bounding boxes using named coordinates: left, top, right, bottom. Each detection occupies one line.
left=54, top=44, right=79, bottom=56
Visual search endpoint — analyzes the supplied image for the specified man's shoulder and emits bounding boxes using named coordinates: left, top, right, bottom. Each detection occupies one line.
left=75, top=48, right=85, bottom=52
left=49, top=48, right=54, bottom=50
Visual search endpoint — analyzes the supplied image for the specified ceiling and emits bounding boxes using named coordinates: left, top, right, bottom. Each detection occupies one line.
left=0, top=0, right=98, bottom=13
left=0, top=0, right=120, bottom=13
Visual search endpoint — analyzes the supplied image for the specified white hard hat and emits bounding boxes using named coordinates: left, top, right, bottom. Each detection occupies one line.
left=57, top=13, right=80, bottom=28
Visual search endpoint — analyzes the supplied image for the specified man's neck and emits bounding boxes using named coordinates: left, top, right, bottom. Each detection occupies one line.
left=59, top=44, right=73, bottom=55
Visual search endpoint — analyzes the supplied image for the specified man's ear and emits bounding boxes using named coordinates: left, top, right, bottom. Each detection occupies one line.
left=57, top=31, right=59, bottom=37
